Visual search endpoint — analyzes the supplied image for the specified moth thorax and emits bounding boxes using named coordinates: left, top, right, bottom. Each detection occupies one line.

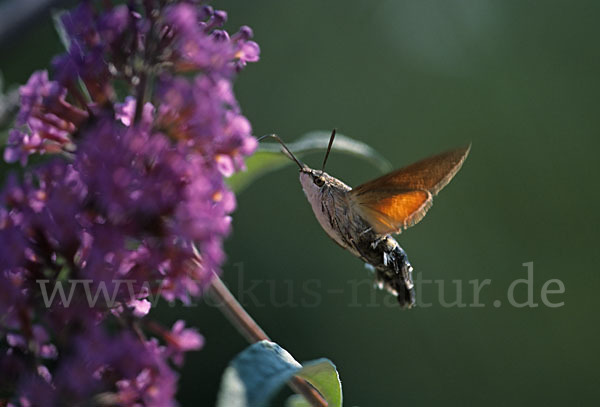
left=299, top=171, right=347, bottom=248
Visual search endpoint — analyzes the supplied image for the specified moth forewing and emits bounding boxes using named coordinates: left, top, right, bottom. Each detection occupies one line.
left=349, top=145, right=470, bottom=235
left=351, top=144, right=471, bottom=197
left=349, top=189, right=433, bottom=235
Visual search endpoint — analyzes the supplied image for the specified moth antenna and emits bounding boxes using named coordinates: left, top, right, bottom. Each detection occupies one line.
left=258, top=134, right=306, bottom=170
left=320, top=128, right=336, bottom=174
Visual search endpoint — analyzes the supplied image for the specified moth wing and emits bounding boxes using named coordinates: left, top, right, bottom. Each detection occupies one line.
left=353, top=145, right=470, bottom=196
left=350, top=145, right=470, bottom=235
left=351, top=189, right=432, bottom=235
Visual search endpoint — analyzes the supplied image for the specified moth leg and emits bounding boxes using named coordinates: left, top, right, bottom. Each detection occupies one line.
left=370, top=235, right=388, bottom=249
left=365, top=263, right=384, bottom=290
left=383, top=251, right=391, bottom=266
left=359, top=227, right=373, bottom=236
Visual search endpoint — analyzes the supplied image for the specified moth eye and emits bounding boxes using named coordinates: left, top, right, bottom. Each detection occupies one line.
left=314, top=176, right=325, bottom=187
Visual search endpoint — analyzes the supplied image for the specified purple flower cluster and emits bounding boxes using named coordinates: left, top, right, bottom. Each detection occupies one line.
left=1, top=1, right=259, bottom=406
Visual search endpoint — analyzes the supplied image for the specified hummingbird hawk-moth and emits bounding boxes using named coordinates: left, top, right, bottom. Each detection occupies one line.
left=262, top=131, right=470, bottom=308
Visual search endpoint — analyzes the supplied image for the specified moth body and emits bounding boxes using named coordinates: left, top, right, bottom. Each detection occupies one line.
left=262, top=131, right=470, bottom=309
left=300, top=169, right=416, bottom=307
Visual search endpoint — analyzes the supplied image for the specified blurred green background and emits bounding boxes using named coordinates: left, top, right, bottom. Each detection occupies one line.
left=1, top=0, right=599, bottom=406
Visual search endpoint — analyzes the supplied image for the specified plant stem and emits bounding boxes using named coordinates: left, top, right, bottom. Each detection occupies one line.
left=208, top=273, right=328, bottom=407
left=133, top=71, right=147, bottom=124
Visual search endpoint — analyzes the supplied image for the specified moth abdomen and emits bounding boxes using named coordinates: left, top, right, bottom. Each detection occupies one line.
left=362, top=236, right=416, bottom=308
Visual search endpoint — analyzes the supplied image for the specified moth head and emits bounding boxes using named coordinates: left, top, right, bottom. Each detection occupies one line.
left=299, top=168, right=337, bottom=201
left=299, top=166, right=322, bottom=183
left=299, top=128, right=338, bottom=193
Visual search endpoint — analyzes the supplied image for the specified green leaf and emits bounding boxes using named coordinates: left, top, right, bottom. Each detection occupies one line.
left=0, top=72, right=19, bottom=131
left=285, top=395, right=311, bottom=407
left=295, top=359, right=342, bottom=407
left=52, top=9, right=71, bottom=50
left=227, top=130, right=392, bottom=193
left=284, top=358, right=343, bottom=407
left=226, top=150, right=290, bottom=194
left=51, top=9, right=92, bottom=102
left=216, top=340, right=342, bottom=407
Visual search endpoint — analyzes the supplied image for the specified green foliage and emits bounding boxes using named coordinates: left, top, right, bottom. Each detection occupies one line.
left=51, top=9, right=71, bottom=50
left=227, top=130, right=392, bottom=193
left=285, top=359, right=342, bottom=407
left=216, top=340, right=342, bottom=407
